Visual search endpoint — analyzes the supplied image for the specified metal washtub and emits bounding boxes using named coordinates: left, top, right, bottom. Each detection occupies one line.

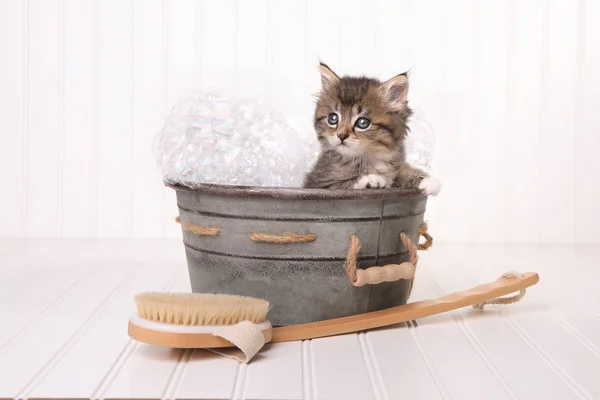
left=169, top=182, right=428, bottom=326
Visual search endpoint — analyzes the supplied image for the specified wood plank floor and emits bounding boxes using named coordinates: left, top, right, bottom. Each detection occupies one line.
left=0, top=239, right=598, bottom=400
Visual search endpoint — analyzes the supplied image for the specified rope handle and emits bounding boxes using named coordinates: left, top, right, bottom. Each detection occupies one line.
left=418, top=222, right=433, bottom=250
left=472, top=271, right=528, bottom=309
left=175, top=216, right=220, bottom=236
left=351, top=259, right=415, bottom=286
left=345, top=230, right=419, bottom=287
left=248, top=232, right=317, bottom=243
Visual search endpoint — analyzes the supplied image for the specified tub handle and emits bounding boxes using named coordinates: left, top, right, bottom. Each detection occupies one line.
left=248, top=232, right=317, bottom=243
left=175, top=216, right=220, bottom=236
left=345, top=230, right=420, bottom=287
left=418, top=222, right=433, bottom=250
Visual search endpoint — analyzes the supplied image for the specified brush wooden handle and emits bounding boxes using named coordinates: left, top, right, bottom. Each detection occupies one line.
left=271, top=272, right=539, bottom=343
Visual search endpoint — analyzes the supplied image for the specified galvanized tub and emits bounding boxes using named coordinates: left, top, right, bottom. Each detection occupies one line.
left=169, top=182, right=428, bottom=326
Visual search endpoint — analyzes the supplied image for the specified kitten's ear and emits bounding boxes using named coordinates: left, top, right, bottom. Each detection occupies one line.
left=318, top=62, right=340, bottom=91
left=380, top=73, right=409, bottom=111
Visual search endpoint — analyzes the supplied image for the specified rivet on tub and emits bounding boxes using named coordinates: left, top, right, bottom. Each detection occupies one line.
left=345, top=231, right=418, bottom=287
left=248, top=232, right=317, bottom=243
left=175, top=216, right=220, bottom=236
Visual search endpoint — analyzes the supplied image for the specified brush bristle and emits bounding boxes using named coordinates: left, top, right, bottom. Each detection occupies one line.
left=134, top=292, right=270, bottom=326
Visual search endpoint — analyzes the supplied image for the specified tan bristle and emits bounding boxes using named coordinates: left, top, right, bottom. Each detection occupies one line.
left=134, top=292, right=270, bottom=326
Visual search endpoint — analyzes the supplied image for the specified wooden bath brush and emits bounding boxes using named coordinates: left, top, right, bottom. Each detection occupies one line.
left=128, top=271, right=539, bottom=361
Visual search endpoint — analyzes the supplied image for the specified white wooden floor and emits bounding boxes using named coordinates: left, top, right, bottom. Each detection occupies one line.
left=0, top=239, right=598, bottom=400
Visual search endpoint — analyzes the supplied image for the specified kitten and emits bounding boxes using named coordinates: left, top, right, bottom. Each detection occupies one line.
left=303, top=62, right=440, bottom=195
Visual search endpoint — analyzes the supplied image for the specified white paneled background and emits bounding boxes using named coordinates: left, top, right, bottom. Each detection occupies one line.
left=1, top=0, right=599, bottom=244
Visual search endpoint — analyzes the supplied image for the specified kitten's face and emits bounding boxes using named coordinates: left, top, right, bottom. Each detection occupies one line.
left=313, top=63, right=412, bottom=159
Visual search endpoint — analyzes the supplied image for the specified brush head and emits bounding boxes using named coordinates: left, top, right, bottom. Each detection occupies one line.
left=134, top=292, right=270, bottom=326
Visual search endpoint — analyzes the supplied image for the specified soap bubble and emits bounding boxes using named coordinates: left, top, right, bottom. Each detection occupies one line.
left=406, top=110, right=435, bottom=173
left=154, top=91, right=320, bottom=188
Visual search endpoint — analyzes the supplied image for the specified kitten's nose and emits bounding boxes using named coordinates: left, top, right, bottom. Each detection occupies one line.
left=337, top=132, right=349, bottom=142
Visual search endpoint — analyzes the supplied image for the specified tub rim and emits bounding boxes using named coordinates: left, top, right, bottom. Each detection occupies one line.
left=165, top=180, right=425, bottom=200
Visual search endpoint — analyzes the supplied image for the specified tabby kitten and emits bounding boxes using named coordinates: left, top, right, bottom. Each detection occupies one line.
left=303, top=62, right=440, bottom=195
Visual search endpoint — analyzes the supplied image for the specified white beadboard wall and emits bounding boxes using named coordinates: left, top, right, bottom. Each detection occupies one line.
left=1, top=0, right=599, bottom=244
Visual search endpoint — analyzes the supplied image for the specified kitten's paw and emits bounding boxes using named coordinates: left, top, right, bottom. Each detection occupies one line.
left=353, top=174, right=390, bottom=189
left=418, top=176, right=441, bottom=196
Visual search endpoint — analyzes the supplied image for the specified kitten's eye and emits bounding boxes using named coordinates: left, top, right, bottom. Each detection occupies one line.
left=326, top=113, right=339, bottom=127
left=355, top=117, right=371, bottom=130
